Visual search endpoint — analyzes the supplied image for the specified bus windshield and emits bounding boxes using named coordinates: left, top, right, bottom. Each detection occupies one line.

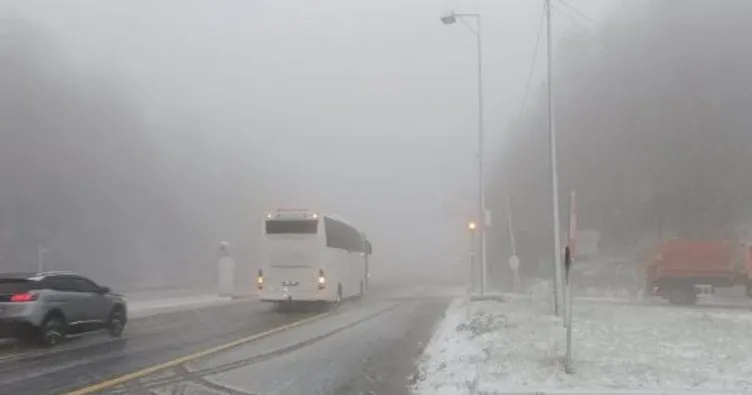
left=265, top=219, right=318, bottom=235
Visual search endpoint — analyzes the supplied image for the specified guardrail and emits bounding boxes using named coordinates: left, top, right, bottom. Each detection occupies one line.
left=113, top=283, right=212, bottom=293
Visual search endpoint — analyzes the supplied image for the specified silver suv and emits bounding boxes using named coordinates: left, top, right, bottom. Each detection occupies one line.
left=0, top=271, right=127, bottom=346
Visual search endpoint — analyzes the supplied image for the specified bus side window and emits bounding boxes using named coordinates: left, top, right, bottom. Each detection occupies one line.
left=325, top=217, right=364, bottom=253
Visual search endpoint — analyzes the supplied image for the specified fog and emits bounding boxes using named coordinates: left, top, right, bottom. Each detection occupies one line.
left=489, top=0, right=752, bottom=286
left=0, top=0, right=634, bottom=290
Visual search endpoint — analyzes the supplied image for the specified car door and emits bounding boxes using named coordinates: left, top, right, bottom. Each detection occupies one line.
left=69, top=277, right=110, bottom=324
left=76, top=277, right=112, bottom=323
left=44, top=276, right=88, bottom=327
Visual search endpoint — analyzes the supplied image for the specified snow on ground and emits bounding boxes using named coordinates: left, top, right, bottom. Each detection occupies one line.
left=413, top=285, right=752, bottom=395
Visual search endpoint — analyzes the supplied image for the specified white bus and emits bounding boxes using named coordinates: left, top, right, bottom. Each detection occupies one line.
left=257, top=209, right=372, bottom=305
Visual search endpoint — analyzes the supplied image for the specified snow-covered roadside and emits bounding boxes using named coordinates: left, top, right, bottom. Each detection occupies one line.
left=413, top=289, right=752, bottom=395
left=128, top=294, right=233, bottom=318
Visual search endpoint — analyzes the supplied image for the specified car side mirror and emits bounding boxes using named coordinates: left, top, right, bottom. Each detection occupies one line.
left=99, top=286, right=111, bottom=294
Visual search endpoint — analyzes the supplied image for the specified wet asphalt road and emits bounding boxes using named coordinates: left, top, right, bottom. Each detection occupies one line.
left=0, top=299, right=313, bottom=395
left=0, top=285, right=451, bottom=395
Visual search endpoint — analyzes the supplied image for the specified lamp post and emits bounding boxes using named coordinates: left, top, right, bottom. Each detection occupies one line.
left=442, top=11, right=488, bottom=294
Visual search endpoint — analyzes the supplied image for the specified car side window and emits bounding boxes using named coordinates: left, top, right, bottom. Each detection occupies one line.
left=70, top=278, right=100, bottom=293
left=44, top=277, right=78, bottom=292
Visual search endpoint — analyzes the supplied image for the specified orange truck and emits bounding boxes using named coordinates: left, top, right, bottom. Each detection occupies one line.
left=645, top=240, right=752, bottom=305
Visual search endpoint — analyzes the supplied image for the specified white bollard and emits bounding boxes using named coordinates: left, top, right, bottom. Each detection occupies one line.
left=217, top=241, right=235, bottom=298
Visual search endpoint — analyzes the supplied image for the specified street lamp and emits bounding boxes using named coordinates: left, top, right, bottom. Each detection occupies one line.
left=440, top=13, right=457, bottom=25
left=442, top=10, right=488, bottom=295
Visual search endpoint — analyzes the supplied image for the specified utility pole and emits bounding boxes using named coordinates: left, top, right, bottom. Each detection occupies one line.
left=474, top=15, right=488, bottom=295
left=505, top=190, right=516, bottom=257
left=546, top=0, right=564, bottom=316
left=468, top=222, right=478, bottom=293
left=564, top=191, right=577, bottom=373
left=506, top=188, right=521, bottom=293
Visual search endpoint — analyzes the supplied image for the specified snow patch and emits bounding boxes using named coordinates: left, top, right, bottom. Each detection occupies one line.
left=413, top=291, right=752, bottom=395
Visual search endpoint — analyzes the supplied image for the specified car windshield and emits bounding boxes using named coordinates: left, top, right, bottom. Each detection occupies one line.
left=2, top=1, right=750, bottom=394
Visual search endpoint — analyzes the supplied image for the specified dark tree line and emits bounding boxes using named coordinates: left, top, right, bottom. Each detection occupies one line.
left=487, top=0, right=752, bottom=279
left=0, top=18, right=268, bottom=288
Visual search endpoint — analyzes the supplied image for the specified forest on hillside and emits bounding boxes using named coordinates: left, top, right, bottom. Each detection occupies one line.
left=487, top=0, right=752, bottom=279
left=0, top=18, right=269, bottom=287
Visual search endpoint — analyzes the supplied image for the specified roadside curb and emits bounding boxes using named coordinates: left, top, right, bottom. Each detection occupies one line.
left=230, top=293, right=258, bottom=300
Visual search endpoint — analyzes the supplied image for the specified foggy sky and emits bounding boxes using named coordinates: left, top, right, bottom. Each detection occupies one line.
left=2, top=0, right=620, bottom=283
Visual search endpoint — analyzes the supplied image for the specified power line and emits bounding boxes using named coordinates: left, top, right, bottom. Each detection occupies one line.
left=558, top=0, right=600, bottom=25
left=517, top=0, right=546, bottom=119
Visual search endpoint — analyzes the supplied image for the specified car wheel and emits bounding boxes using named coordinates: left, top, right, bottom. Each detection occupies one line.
left=107, top=308, right=126, bottom=337
left=39, top=315, right=66, bottom=347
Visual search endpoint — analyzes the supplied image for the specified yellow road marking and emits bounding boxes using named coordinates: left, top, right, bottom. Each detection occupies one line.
left=66, top=312, right=331, bottom=395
